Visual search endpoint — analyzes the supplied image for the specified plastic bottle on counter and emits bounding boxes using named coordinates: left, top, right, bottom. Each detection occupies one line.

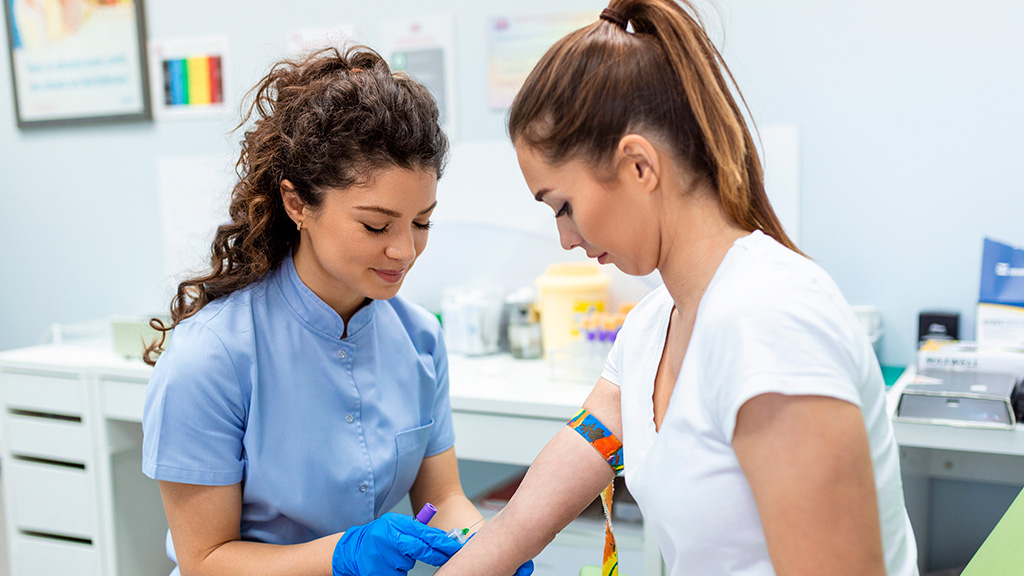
left=534, top=262, right=611, bottom=359
left=505, top=288, right=543, bottom=359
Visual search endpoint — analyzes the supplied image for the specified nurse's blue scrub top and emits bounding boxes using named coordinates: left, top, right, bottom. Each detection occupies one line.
left=142, top=252, right=455, bottom=567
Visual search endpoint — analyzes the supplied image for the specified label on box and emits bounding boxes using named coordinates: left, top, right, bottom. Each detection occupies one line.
left=917, top=340, right=1024, bottom=378
left=977, top=303, right=1024, bottom=348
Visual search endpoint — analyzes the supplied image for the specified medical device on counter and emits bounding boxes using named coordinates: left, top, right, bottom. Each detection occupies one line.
left=895, top=368, right=1020, bottom=430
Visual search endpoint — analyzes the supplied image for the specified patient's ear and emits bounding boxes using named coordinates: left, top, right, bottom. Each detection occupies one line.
left=616, top=134, right=661, bottom=196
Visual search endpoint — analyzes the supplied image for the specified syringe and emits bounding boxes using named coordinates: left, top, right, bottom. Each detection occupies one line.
left=446, top=508, right=499, bottom=543
left=447, top=526, right=472, bottom=544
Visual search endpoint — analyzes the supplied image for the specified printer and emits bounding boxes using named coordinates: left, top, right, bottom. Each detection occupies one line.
left=896, top=368, right=1021, bottom=430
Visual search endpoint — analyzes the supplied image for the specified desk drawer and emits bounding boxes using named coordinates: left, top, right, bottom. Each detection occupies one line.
left=11, top=533, right=99, bottom=576
left=6, top=414, right=89, bottom=464
left=452, top=411, right=564, bottom=466
left=100, top=378, right=147, bottom=422
left=2, top=371, right=85, bottom=417
left=7, top=460, right=97, bottom=539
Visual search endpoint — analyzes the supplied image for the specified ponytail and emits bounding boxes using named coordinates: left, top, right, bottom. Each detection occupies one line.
left=508, top=0, right=801, bottom=255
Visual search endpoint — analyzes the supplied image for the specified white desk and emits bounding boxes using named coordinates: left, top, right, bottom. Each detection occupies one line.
left=19, top=343, right=1022, bottom=575
left=448, top=354, right=592, bottom=465
left=0, top=344, right=663, bottom=576
left=887, top=366, right=1024, bottom=571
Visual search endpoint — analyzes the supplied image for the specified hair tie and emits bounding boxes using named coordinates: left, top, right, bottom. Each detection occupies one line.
left=599, top=7, right=628, bottom=30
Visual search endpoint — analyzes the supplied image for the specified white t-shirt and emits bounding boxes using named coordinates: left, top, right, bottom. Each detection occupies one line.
left=601, top=230, right=917, bottom=576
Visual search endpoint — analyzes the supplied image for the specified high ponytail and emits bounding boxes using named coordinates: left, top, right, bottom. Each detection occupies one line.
left=508, top=0, right=801, bottom=255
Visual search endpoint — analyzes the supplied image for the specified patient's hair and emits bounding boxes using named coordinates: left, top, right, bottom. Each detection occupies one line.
left=508, top=0, right=800, bottom=254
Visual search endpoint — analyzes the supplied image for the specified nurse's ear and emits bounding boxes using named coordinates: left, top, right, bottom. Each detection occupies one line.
left=280, top=179, right=308, bottom=229
left=616, top=134, right=661, bottom=197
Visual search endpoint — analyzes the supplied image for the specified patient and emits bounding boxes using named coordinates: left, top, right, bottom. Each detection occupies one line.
left=438, top=1, right=918, bottom=575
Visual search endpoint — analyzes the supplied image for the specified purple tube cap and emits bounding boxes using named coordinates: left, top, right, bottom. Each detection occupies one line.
left=415, top=502, right=438, bottom=524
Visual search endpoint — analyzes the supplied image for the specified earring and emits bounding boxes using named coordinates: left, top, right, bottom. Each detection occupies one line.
left=296, top=221, right=302, bottom=231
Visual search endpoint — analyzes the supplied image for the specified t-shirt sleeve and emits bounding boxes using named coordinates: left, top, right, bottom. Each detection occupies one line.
left=706, top=280, right=864, bottom=443
left=602, top=286, right=668, bottom=387
left=600, top=331, right=625, bottom=387
left=425, top=327, right=456, bottom=457
left=142, top=320, right=248, bottom=485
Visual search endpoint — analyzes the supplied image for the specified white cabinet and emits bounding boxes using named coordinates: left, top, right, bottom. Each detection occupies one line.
left=0, top=345, right=665, bottom=576
left=3, top=371, right=87, bottom=417
left=7, top=460, right=98, bottom=540
left=0, top=346, right=172, bottom=576
left=11, top=535, right=99, bottom=576
left=0, top=364, right=102, bottom=576
left=5, top=415, right=90, bottom=465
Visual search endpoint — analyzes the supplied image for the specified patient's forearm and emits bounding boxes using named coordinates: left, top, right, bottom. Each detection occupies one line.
left=437, top=428, right=615, bottom=574
left=429, top=492, right=484, bottom=535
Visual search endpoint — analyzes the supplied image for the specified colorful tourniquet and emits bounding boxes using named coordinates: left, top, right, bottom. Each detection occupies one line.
left=568, top=409, right=623, bottom=575
left=600, top=481, right=619, bottom=576
left=567, top=409, right=624, bottom=474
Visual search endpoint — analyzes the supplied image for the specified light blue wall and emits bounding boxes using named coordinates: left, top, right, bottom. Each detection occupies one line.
left=714, top=1, right=1024, bottom=366
left=2, top=0, right=1023, bottom=367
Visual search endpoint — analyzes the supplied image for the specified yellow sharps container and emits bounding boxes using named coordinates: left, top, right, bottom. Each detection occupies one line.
left=534, top=262, right=611, bottom=358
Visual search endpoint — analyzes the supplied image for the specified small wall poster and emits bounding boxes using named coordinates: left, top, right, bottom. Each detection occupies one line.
left=148, top=36, right=229, bottom=119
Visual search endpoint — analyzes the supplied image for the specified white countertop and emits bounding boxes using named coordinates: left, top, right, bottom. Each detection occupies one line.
left=15, top=344, right=1024, bottom=459
left=0, top=343, right=149, bottom=377
left=0, top=344, right=596, bottom=419
left=447, top=354, right=593, bottom=419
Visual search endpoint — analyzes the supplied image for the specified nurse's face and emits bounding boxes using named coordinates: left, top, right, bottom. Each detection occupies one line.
left=290, top=166, right=437, bottom=318
left=516, top=144, right=658, bottom=276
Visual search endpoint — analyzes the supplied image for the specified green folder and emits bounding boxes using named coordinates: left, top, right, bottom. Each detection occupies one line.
left=961, top=486, right=1024, bottom=575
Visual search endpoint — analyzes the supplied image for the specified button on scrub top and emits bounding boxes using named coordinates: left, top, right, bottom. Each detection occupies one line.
left=143, top=252, right=455, bottom=569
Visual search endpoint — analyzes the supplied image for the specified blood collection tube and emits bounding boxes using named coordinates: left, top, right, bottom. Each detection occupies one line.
left=415, top=502, right=438, bottom=524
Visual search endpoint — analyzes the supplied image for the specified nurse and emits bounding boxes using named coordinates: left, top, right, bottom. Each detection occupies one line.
left=142, top=47, right=495, bottom=576
left=437, top=1, right=918, bottom=575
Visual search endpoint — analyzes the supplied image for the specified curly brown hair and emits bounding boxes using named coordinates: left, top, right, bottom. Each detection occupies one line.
left=144, top=46, right=448, bottom=365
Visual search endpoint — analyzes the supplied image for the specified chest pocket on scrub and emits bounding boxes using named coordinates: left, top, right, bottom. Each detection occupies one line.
left=392, top=420, right=435, bottom=501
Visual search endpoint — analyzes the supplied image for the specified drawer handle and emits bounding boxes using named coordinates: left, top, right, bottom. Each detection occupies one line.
left=12, top=454, right=86, bottom=470
left=19, top=529, right=93, bottom=546
left=8, top=408, right=82, bottom=423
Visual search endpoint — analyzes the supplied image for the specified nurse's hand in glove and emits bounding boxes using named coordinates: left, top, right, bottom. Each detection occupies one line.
left=332, top=512, right=462, bottom=576
left=511, top=558, right=535, bottom=575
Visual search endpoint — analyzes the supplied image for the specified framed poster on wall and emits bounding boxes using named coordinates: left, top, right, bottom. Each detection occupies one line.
left=3, top=0, right=151, bottom=128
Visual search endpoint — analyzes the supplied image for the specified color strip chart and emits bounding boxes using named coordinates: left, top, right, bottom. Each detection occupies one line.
left=162, top=56, right=222, bottom=106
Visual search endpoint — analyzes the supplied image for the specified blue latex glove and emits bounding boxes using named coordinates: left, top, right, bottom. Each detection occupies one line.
left=333, top=513, right=462, bottom=576
left=514, top=559, right=535, bottom=575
